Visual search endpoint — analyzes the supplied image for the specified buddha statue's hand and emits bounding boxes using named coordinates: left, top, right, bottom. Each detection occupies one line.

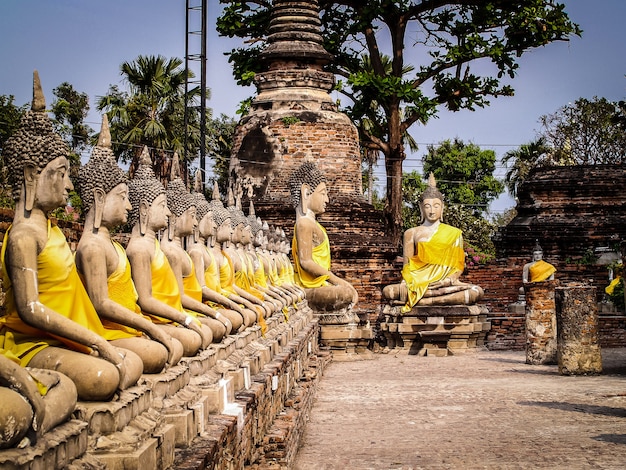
left=215, top=312, right=233, bottom=335
left=19, top=372, right=46, bottom=437
left=92, top=341, right=129, bottom=389
left=162, top=336, right=178, bottom=368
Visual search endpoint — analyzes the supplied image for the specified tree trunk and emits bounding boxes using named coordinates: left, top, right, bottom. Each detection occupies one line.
left=367, top=160, right=373, bottom=204
left=384, top=150, right=404, bottom=249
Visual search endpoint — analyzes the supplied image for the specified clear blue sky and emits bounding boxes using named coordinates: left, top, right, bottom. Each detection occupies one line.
left=1, top=1, right=624, bottom=213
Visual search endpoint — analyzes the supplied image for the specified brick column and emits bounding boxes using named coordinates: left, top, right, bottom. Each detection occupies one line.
left=524, top=280, right=559, bottom=365
left=555, top=285, right=602, bottom=375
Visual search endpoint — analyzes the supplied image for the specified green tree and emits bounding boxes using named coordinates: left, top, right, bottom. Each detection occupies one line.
left=421, top=139, right=503, bottom=257
left=0, top=95, right=26, bottom=206
left=0, top=95, right=26, bottom=154
left=217, top=0, right=580, bottom=245
left=423, top=139, right=504, bottom=208
left=539, top=97, right=626, bottom=165
left=502, top=137, right=551, bottom=198
left=206, top=113, right=237, bottom=196
left=401, top=170, right=426, bottom=231
left=97, top=55, right=206, bottom=183
left=50, top=82, right=93, bottom=155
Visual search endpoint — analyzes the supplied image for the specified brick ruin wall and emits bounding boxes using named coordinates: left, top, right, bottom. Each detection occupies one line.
left=1, top=197, right=625, bottom=353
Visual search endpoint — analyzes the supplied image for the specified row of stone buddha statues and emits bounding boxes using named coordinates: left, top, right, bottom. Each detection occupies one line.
left=0, top=72, right=307, bottom=449
left=1, top=72, right=489, bottom=450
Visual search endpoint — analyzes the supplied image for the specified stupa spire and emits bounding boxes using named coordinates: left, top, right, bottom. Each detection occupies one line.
left=259, top=0, right=332, bottom=67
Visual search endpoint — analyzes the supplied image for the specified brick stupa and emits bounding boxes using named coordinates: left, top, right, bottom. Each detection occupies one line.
left=228, top=0, right=398, bottom=320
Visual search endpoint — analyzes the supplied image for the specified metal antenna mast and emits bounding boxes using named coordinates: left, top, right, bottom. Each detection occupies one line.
left=184, top=0, right=207, bottom=185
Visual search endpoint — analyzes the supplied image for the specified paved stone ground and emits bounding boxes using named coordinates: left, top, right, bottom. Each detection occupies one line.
left=292, top=348, right=626, bottom=470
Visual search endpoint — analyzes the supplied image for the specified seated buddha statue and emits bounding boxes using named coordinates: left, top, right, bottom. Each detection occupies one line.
left=224, top=191, right=280, bottom=318
left=206, top=192, right=264, bottom=330
left=187, top=176, right=246, bottom=333
left=0, top=72, right=143, bottom=401
left=75, top=115, right=183, bottom=373
left=523, top=242, right=556, bottom=284
left=0, top=353, right=76, bottom=448
left=289, top=162, right=358, bottom=311
left=276, top=228, right=305, bottom=301
left=161, top=155, right=232, bottom=342
left=382, top=174, right=484, bottom=312
left=125, top=147, right=212, bottom=356
left=241, top=205, right=292, bottom=311
left=247, top=207, right=297, bottom=307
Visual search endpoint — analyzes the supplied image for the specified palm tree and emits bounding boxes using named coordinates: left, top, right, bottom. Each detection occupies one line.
left=502, top=137, right=551, bottom=198
left=97, top=55, right=206, bottom=183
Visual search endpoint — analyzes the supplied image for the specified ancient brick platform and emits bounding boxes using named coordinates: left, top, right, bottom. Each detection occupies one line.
left=0, top=302, right=325, bottom=469
left=380, top=304, right=491, bottom=356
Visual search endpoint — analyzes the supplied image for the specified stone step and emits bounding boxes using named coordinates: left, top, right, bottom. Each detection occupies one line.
left=0, top=419, right=89, bottom=470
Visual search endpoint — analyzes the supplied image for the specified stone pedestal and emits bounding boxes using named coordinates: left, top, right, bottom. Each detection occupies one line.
left=315, top=308, right=373, bottom=360
left=555, top=285, right=602, bottom=375
left=380, top=304, right=490, bottom=356
left=525, top=280, right=559, bottom=365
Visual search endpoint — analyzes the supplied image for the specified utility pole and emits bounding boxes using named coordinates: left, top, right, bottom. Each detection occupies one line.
left=184, top=0, right=208, bottom=185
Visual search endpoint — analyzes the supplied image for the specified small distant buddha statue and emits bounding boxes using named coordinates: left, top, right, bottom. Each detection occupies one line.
left=523, top=242, right=556, bottom=284
left=249, top=208, right=299, bottom=306
left=289, top=162, right=358, bottom=311
left=0, top=353, right=76, bottom=448
left=224, top=191, right=277, bottom=319
left=243, top=202, right=292, bottom=310
left=161, top=154, right=231, bottom=342
left=187, top=174, right=246, bottom=333
left=382, top=173, right=483, bottom=312
left=126, top=147, right=211, bottom=356
left=75, top=115, right=183, bottom=373
left=0, top=71, right=142, bottom=401
left=206, top=191, right=262, bottom=329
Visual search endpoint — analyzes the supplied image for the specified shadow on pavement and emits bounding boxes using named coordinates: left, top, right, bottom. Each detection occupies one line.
left=518, top=400, right=626, bottom=417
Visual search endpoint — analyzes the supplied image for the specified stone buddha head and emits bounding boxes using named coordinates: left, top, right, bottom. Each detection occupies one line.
left=165, top=154, right=196, bottom=240
left=207, top=184, right=232, bottom=245
left=78, top=115, right=130, bottom=229
left=226, top=187, right=249, bottom=245
left=4, top=71, right=73, bottom=213
left=191, top=171, right=214, bottom=241
left=128, top=146, right=169, bottom=234
left=247, top=201, right=263, bottom=248
left=419, top=173, right=444, bottom=224
left=532, top=241, right=544, bottom=262
left=288, top=162, right=328, bottom=217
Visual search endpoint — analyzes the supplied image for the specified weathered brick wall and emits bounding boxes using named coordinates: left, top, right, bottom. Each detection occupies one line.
left=465, top=257, right=624, bottom=350
left=231, top=115, right=363, bottom=205
left=498, top=164, right=626, bottom=259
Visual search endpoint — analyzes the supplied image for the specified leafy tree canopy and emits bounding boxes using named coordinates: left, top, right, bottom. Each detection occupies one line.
left=503, top=97, right=626, bottom=196
left=50, top=82, right=93, bottom=155
left=206, top=113, right=238, bottom=196
left=217, top=0, right=581, bottom=245
left=97, top=55, right=208, bottom=183
left=539, top=97, right=626, bottom=165
left=423, top=138, right=504, bottom=208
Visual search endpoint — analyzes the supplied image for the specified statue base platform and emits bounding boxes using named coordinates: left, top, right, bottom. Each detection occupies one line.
left=380, top=304, right=491, bottom=356
left=312, top=308, right=374, bottom=360
left=0, top=301, right=328, bottom=469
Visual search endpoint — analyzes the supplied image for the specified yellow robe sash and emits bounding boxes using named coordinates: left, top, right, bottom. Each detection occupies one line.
left=292, top=222, right=331, bottom=289
left=0, top=222, right=135, bottom=366
left=401, top=224, right=465, bottom=312
left=182, top=253, right=203, bottom=303
left=149, top=240, right=183, bottom=323
left=101, top=241, right=143, bottom=336
left=529, top=260, right=556, bottom=283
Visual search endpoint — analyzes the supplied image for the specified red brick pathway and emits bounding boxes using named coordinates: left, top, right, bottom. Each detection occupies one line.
left=293, top=348, right=626, bottom=469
